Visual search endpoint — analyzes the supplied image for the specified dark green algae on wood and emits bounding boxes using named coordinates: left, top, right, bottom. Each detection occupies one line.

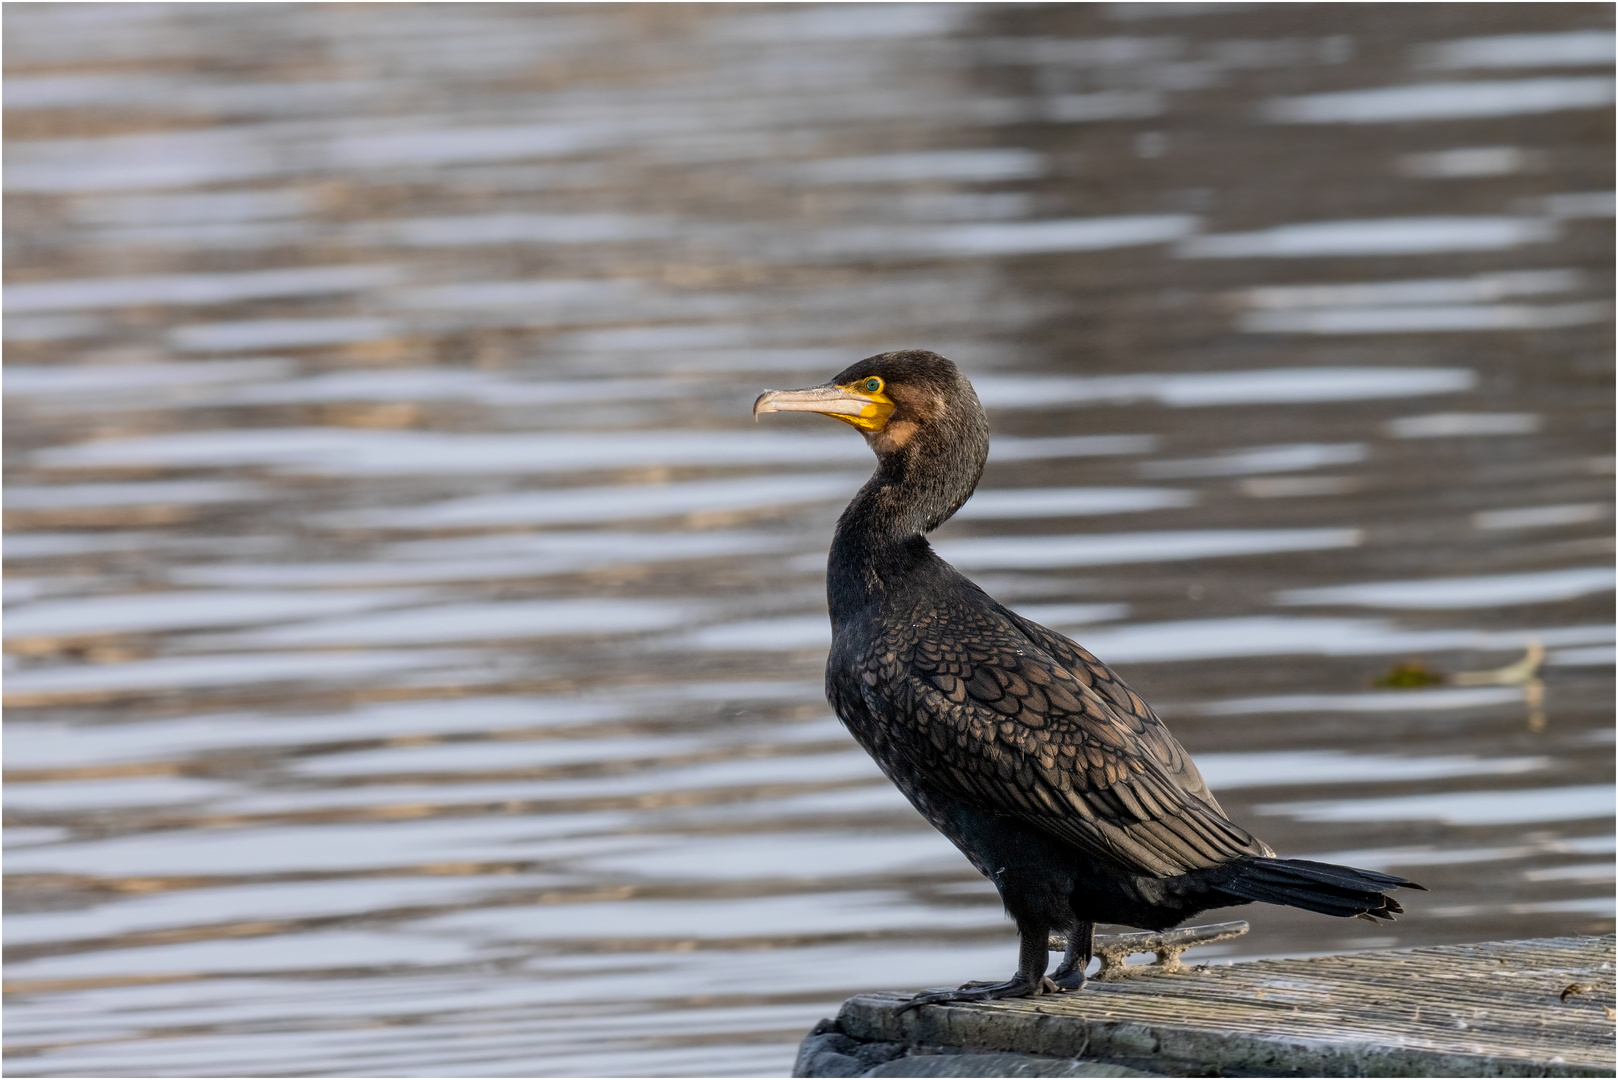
left=795, top=935, right=1616, bottom=1078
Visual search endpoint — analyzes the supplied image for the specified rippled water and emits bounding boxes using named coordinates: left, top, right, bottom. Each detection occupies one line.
left=4, top=5, right=1613, bottom=1076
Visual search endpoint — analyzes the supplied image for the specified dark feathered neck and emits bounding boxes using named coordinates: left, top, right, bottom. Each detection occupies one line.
left=827, top=419, right=987, bottom=627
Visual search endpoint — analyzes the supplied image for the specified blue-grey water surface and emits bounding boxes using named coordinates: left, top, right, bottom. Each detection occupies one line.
left=4, top=4, right=1614, bottom=1076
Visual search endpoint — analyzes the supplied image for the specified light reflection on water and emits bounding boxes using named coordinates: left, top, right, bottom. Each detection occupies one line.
left=3, top=4, right=1612, bottom=1077
left=1420, top=29, right=1615, bottom=69
left=4, top=265, right=403, bottom=312
left=1193, top=750, right=1548, bottom=789
left=937, top=527, right=1365, bottom=568
left=1276, top=566, right=1617, bottom=609
left=170, top=531, right=784, bottom=587
left=4, top=480, right=271, bottom=510
left=3, top=649, right=501, bottom=702
left=949, top=486, right=1194, bottom=518
left=3, top=359, right=296, bottom=401
left=1138, top=442, right=1367, bottom=478
left=1067, top=616, right=1611, bottom=664
left=971, top=366, right=1476, bottom=407
left=1178, top=215, right=1558, bottom=257
left=1265, top=784, right=1615, bottom=825
left=6, top=588, right=430, bottom=639
left=1264, top=76, right=1616, bottom=124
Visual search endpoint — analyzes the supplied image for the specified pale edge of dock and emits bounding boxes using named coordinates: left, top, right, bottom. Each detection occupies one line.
left=794, top=934, right=1616, bottom=1078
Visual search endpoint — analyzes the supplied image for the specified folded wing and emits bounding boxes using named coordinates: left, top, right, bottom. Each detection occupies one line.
left=861, top=598, right=1269, bottom=878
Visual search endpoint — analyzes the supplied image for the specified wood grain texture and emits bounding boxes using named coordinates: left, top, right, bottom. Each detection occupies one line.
left=811, top=935, right=1616, bottom=1077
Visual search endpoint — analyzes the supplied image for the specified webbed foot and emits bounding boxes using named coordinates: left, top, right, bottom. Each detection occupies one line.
left=1049, top=959, right=1088, bottom=991
left=893, top=973, right=1058, bottom=1014
left=1050, top=920, right=1092, bottom=991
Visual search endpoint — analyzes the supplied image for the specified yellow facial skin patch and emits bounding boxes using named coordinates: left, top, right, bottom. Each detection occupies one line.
left=752, top=379, right=895, bottom=432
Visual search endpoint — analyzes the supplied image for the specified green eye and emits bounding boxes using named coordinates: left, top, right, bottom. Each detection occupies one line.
left=864, top=377, right=882, bottom=393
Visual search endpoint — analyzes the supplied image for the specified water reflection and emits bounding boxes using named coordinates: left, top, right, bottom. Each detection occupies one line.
left=4, top=4, right=1611, bottom=1077
left=4, top=480, right=270, bottom=510
left=321, top=474, right=867, bottom=529
left=973, top=366, right=1475, bottom=408
left=937, top=527, right=1363, bottom=569
left=1195, top=686, right=1528, bottom=715
left=171, top=318, right=397, bottom=352
left=793, top=148, right=1043, bottom=184
left=1473, top=503, right=1607, bottom=530
left=953, top=486, right=1193, bottom=517
left=1237, top=266, right=1606, bottom=333
left=1264, top=76, right=1615, bottom=123
left=1180, top=216, right=1557, bottom=258
left=39, top=432, right=872, bottom=474
left=4, top=359, right=294, bottom=402
left=5, top=650, right=494, bottom=703
left=1275, top=566, right=1616, bottom=609
left=172, top=531, right=782, bottom=587
left=226, top=597, right=700, bottom=648
left=912, top=213, right=1198, bottom=255
left=1070, top=616, right=1610, bottom=664
left=1399, top=146, right=1541, bottom=179
left=1420, top=29, right=1616, bottom=69
left=5, top=265, right=400, bottom=312
left=1266, top=785, right=1614, bottom=825
left=1194, top=750, right=1547, bottom=789
left=6, top=588, right=428, bottom=639
left=1385, top=411, right=1543, bottom=437
left=1139, top=443, right=1366, bottom=478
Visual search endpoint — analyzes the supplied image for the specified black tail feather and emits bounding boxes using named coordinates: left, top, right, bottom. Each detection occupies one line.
left=1218, top=857, right=1420, bottom=920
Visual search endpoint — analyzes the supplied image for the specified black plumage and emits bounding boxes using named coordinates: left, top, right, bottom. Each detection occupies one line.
left=754, top=350, right=1420, bottom=1008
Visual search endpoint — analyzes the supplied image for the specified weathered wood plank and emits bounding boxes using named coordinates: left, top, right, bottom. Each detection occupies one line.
left=797, top=935, right=1615, bottom=1078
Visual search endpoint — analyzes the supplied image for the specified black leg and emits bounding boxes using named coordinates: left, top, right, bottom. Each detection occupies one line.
left=1050, top=921, right=1092, bottom=990
left=895, top=921, right=1058, bottom=1014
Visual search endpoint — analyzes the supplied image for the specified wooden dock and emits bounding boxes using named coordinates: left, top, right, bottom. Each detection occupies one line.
left=794, top=934, right=1615, bottom=1078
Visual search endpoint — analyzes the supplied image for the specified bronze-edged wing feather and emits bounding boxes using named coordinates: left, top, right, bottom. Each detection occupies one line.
left=857, top=597, right=1268, bottom=879
left=1005, top=610, right=1227, bottom=816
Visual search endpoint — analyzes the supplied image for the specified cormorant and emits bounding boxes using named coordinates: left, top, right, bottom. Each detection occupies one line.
left=754, top=350, right=1420, bottom=1010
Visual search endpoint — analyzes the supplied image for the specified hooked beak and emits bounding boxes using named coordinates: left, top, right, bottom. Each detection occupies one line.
left=753, top=382, right=895, bottom=432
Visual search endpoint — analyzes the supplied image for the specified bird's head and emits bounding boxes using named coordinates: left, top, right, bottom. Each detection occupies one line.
left=754, top=350, right=989, bottom=532
left=754, top=349, right=986, bottom=457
